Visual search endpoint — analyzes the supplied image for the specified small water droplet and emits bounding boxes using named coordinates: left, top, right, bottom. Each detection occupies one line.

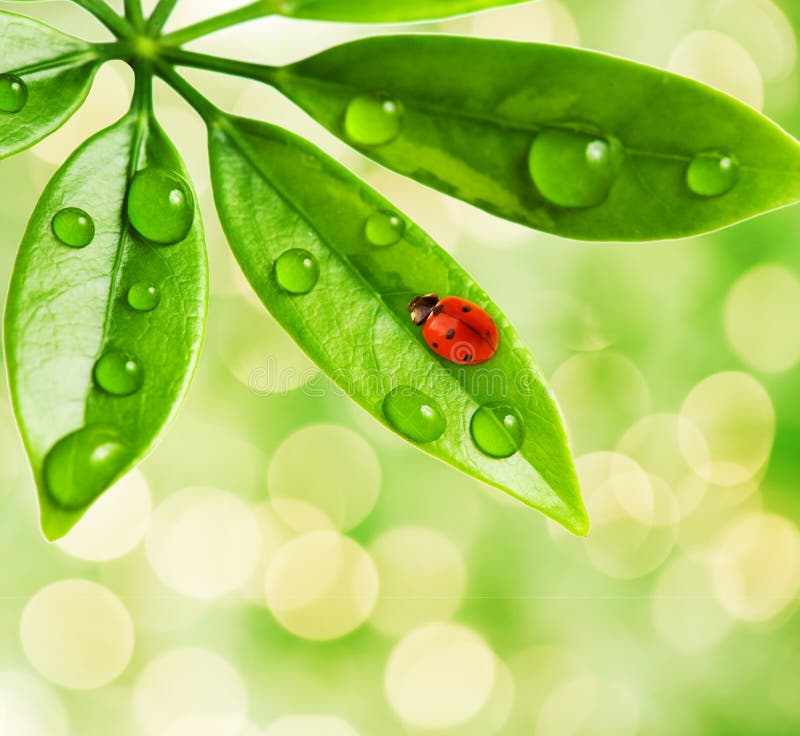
left=365, top=209, right=406, bottom=247
left=127, top=281, right=160, bottom=312
left=43, top=424, right=132, bottom=509
left=383, top=386, right=446, bottom=443
left=127, top=168, right=194, bottom=244
left=686, top=152, right=739, bottom=197
left=52, top=207, right=95, bottom=248
left=470, top=403, right=524, bottom=458
left=0, top=74, right=28, bottom=113
left=274, top=249, right=319, bottom=295
left=344, top=94, right=403, bottom=146
left=528, top=127, right=621, bottom=208
left=93, top=350, right=143, bottom=396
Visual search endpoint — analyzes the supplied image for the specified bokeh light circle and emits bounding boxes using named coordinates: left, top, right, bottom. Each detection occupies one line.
left=536, top=675, right=640, bottom=736
left=57, top=469, right=151, bottom=561
left=651, top=555, right=734, bottom=652
left=724, top=264, right=800, bottom=373
left=134, top=647, right=247, bottom=736
left=577, top=453, right=678, bottom=579
left=679, top=372, right=775, bottom=486
left=265, top=531, right=378, bottom=640
left=146, top=487, right=262, bottom=600
left=20, top=579, right=134, bottom=689
left=369, top=526, right=467, bottom=636
left=668, top=30, right=764, bottom=110
left=712, top=512, right=800, bottom=622
left=549, top=352, right=650, bottom=451
left=268, top=424, right=381, bottom=532
left=0, top=669, right=68, bottom=736
left=385, top=623, right=497, bottom=730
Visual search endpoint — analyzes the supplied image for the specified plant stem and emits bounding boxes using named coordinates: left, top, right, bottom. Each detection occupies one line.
left=124, top=0, right=146, bottom=32
left=147, top=0, right=181, bottom=35
left=161, top=1, right=270, bottom=47
left=160, top=47, right=280, bottom=85
left=72, top=0, right=134, bottom=38
left=154, top=62, right=222, bottom=124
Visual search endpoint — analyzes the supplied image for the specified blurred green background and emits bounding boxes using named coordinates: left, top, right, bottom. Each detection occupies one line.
left=2, top=0, right=800, bottom=734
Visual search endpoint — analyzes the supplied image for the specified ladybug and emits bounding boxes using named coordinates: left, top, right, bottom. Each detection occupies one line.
left=408, top=294, right=499, bottom=365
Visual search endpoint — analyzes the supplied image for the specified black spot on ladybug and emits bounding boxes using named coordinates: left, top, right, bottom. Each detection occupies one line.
left=446, top=329, right=455, bottom=340
left=432, top=342, right=439, bottom=348
left=432, top=304, right=444, bottom=315
left=462, top=306, right=472, bottom=313
left=462, top=355, right=473, bottom=363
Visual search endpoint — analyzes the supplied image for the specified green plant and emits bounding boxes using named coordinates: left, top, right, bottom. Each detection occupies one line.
left=1, top=0, right=798, bottom=541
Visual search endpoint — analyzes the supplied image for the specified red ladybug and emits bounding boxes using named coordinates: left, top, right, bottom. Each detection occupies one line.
left=408, top=294, right=499, bottom=365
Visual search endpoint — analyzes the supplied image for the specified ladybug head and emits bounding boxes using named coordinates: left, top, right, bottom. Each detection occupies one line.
left=408, top=294, right=439, bottom=326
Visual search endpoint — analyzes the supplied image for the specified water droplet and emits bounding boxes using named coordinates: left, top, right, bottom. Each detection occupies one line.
left=126, top=281, right=160, bottom=312
left=127, top=168, right=194, bottom=244
left=383, top=386, right=446, bottom=443
left=686, top=152, right=739, bottom=197
left=274, top=249, right=319, bottom=295
left=52, top=207, right=95, bottom=248
left=470, top=403, right=524, bottom=458
left=344, top=94, right=403, bottom=146
left=0, top=74, right=28, bottom=113
left=365, top=209, right=406, bottom=247
left=528, top=127, right=621, bottom=208
left=93, top=351, right=143, bottom=396
left=43, top=424, right=132, bottom=510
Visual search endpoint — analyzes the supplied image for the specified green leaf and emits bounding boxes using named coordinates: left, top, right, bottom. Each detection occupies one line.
left=208, top=113, right=588, bottom=535
left=267, top=34, right=800, bottom=241
left=0, top=10, right=101, bottom=160
left=5, top=113, right=208, bottom=541
left=272, top=0, right=532, bottom=23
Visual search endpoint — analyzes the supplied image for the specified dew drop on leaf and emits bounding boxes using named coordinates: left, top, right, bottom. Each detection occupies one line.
left=43, top=424, right=132, bottom=510
left=0, top=74, right=28, bottom=113
left=274, top=248, right=320, bottom=294
left=51, top=207, right=95, bottom=248
left=528, top=128, right=621, bottom=208
left=365, top=209, right=406, bottom=247
left=470, top=403, right=525, bottom=458
left=126, top=168, right=194, bottom=244
left=126, top=281, right=161, bottom=312
left=383, top=386, right=446, bottom=443
left=344, top=94, right=404, bottom=146
left=93, top=350, right=144, bottom=396
left=686, top=152, right=739, bottom=197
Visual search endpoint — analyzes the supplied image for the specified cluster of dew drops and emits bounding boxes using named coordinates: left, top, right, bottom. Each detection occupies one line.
left=2, top=71, right=202, bottom=509
left=0, top=72, right=741, bottom=506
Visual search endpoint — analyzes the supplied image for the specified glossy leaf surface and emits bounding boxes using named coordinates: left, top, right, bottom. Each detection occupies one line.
left=269, top=35, right=800, bottom=240
left=5, top=114, right=208, bottom=540
left=272, top=0, right=532, bottom=23
left=0, top=10, right=100, bottom=159
left=208, top=114, right=588, bottom=534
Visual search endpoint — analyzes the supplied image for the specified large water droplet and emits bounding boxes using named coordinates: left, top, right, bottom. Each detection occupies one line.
left=344, top=94, right=403, bottom=146
left=383, top=386, right=446, bottom=443
left=93, top=351, right=143, bottom=396
left=0, top=74, right=28, bottom=113
left=470, top=403, right=524, bottom=458
left=43, top=424, right=132, bottom=510
left=127, top=281, right=160, bottom=312
left=686, top=152, right=739, bottom=197
left=274, top=249, right=319, bottom=295
left=528, top=128, right=621, bottom=208
left=127, top=168, right=194, bottom=244
left=365, top=209, right=406, bottom=247
left=52, top=207, right=95, bottom=248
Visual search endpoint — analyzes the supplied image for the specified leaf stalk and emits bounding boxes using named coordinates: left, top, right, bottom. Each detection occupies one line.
left=71, top=0, right=133, bottom=38
left=160, top=1, right=270, bottom=47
